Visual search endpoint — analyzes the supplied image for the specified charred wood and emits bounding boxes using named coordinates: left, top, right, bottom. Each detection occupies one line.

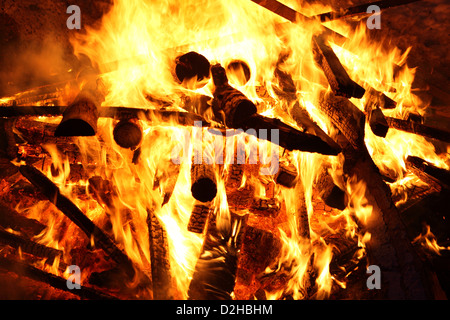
left=316, top=167, right=347, bottom=211
left=187, top=201, right=212, bottom=234
left=364, top=87, right=397, bottom=110
left=54, top=76, right=106, bottom=137
left=406, top=156, right=450, bottom=189
left=312, top=35, right=365, bottom=99
left=0, top=200, right=46, bottom=236
left=18, top=164, right=143, bottom=282
left=0, top=256, right=118, bottom=300
left=191, top=154, right=217, bottom=203
left=385, top=116, right=450, bottom=143
left=113, top=118, right=143, bottom=150
left=316, top=0, right=420, bottom=22
left=147, top=209, right=173, bottom=300
left=317, top=90, right=366, bottom=150
left=0, top=228, right=62, bottom=263
left=249, top=197, right=280, bottom=218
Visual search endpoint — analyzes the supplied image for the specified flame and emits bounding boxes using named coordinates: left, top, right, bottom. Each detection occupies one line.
left=9, top=0, right=447, bottom=300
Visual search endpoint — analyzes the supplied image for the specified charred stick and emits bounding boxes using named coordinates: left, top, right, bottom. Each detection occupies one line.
left=364, top=87, right=397, bottom=110
left=316, top=167, right=347, bottom=210
left=317, top=91, right=366, bottom=150
left=0, top=200, right=46, bottom=236
left=0, top=228, right=63, bottom=262
left=0, top=118, right=18, bottom=159
left=316, top=0, right=421, bottom=22
left=54, top=76, right=106, bottom=137
left=147, top=209, right=173, bottom=300
left=191, top=153, right=217, bottom=203
left=113, top=118, right=143, bottom=150
left=406, top=156, right=450, bottom=189
left=243, top=114, right=342, bottom=155
left=385, top=117, right=450, bottom=143
left=0, top=256, right=118, bottom=300
left=249, top=0, right=347, bottom=45
left=18, top=164, right=140, bottom=281
left=187, top=201, right=212, bottom=234
left=211, top=63, right=340, bottom=156
left=275, top=155, right=298, bottom=188
left=249, top=197, right=280, bottom=218
left=312, top=35, right=365, bottom=99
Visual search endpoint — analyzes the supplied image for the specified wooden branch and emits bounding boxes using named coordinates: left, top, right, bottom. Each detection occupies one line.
left=249, top=197, right=280, bottom=218
left=340, top=138, right=445, bottom=298
left=275, top=155, right=298, bottom=188
left=0, top=228, right=63, bottom=262
left=406, top=156, right=450, bottom=189
left=312, top=35, right=365, bottom=99
left=113, top=119, right=143, bottom=150
left=147, top=209, right=173, bottom=300
left=385, top=116, right=450, bottom=143
left=316, top=166, right=347, bottom=210
left=0, top=119, right=18, bottom=159
left=0, top=256, right=118, bottom=300
left=211, top=63, right=258, bottom=128
left=365, top=106, right=389, bottom=138
left=191, top=153, right=217, bottom=203
left=0, top=200, right=46, bottom=236
left=18, top=164, right=141, bottom=281
left=364, top=86, right=396, bottom=110
left=243, top=113, right=342, bottom=155
left=54, top=77, right=106, bottom=137
left=316, top=0, right=421, bottom=22
left=187, top=201, right=212, bottom=234
left=317, top=90, right=366, bottom=150
left=249, top=0, right=347, bottom=45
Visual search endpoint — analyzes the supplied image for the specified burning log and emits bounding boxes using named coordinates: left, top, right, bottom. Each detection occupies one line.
left=249, top=197, right=280, bottom=218
left=0, top=200, right=46, bottom=236
left=147, top=209, right=173, bottom=300
left=211, top=63, right=258, bottom=128
left=0, top=228, right=63, bottom=263
left=364, top=87, right=397, bottom=110
left=275, top=155, right=298, bottom=188
left=113, top=119, right=143, bottom=150
left=364, top=94, right=390, bottom=138
left=243, top=114, right=342, bottom=155
left=225, top=60, right=251, bottom=86
left=316, top=0, right=421, bottom=22
left=188, top=210, right=247, bottom=300
left=211, top=63, right=340, bottom=156
left=316, top=167, right=347, bottom=211
left=18, top=164, right=143, bottom=282
left=385, top=116, right=450, bottom=143
left=191, top=154, right=217, bottom=203
left=54, top=76, right=106, bottom=137
left=187, top=201, right=211, bottom=234
left=312, top=35, right=365, bottom=99
left=0, top=119, right=18, bottom=159
left=250, top=0, right=347, bottom=44
left=406, top=156, right=450, bottom=189
left=317, top=90, right=366, bottom=150
left=0, top=256, right=118, bottom=300
left=175, top=51, right=211, bottom=88
left=339, top=136, right=445, bottom=298
left=238, top=226, right=281, bottom=283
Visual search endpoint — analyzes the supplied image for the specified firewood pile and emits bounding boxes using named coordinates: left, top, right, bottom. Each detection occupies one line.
left=0, top=0, right=449, bottom=300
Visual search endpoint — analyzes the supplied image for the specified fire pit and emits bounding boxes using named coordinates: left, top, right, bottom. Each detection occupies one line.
left=0, top=0, right=449, bottom=300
